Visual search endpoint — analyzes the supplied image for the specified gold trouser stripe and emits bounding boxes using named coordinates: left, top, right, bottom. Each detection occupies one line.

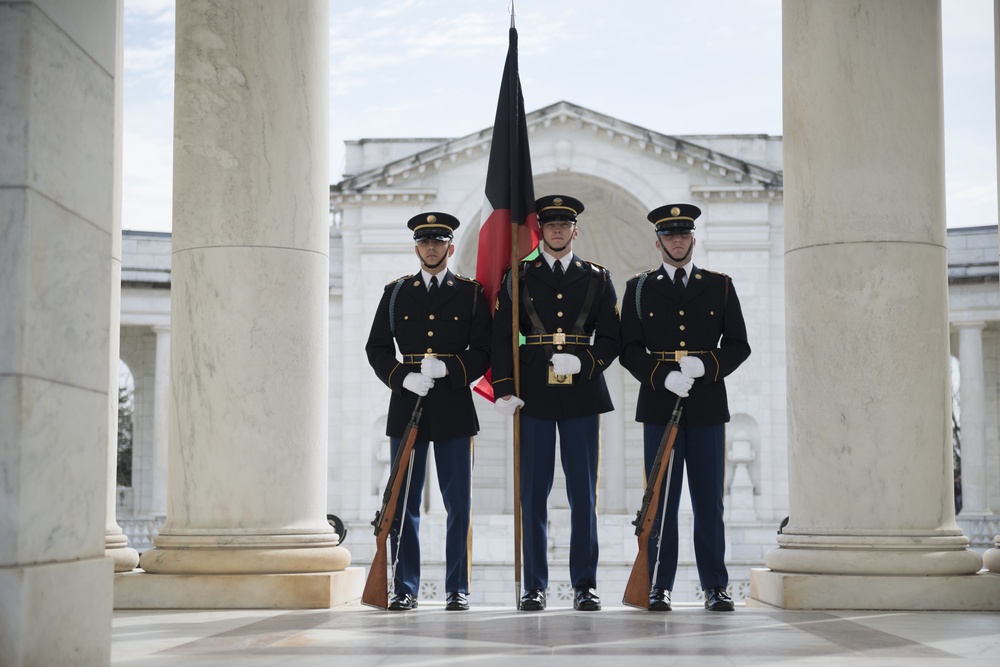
left=595, top=416, right=601, bottom=517
left=466, top=437, right=474, bottom=588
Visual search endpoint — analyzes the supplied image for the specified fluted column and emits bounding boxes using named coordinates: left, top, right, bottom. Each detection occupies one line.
left=603, top=364, right=626, bottom=513
left=124, top=0, right=359, bottom=607
left=1, top=0, right=117, bottom=662
left=750, top=0, right=996, bottom=610
left=956, top=322, right=990, bottom=516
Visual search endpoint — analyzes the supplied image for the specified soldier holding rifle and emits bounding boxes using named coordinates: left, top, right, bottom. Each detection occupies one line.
left=620, top=203, right=750, bottom=612
left=365, top=212, right=491, bottom=611
left=492, top=195, right=621, bottom=612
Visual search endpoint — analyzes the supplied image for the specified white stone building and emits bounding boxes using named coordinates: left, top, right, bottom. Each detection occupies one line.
left=116, top=102, right=1000, bottom=606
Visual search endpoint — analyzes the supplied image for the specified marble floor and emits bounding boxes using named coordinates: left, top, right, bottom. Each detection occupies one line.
left=112, top=602, right=1000, bottom=666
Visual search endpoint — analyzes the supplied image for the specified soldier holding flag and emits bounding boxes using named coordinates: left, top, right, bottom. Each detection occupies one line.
left=492, top=195, right=621, bottom=612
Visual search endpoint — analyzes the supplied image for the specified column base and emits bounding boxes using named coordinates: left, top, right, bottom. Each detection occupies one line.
left=766, top=533, right=983, bottom=575
left=105, top=531, right=140, bottom=572
left=114, top=566, right=365, bottom=609
left=984, top=547, right=1000, bottom=573
left=749, top=567, right=1000, bottom=610
left=0, top=557, right=113, bottom=666
left=139, top=545, right=351, bottom=574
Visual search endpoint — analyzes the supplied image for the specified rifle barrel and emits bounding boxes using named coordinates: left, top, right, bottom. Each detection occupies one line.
left=361, top=396, right=424, bottom=610
left=621, top=397, right=683, bottom=609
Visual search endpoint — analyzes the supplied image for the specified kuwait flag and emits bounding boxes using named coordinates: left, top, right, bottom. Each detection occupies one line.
left=474, top=22, right=539, bottom=401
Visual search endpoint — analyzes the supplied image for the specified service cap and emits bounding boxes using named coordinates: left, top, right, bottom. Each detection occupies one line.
left=647, top=203, right=700, bottom=235
left=407, top=212, right=460, bottom=241
left=535, top=195, right=585, bottom=224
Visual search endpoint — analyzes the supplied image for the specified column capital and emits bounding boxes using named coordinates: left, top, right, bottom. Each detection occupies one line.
left=953, top=320, right=988, bottom=332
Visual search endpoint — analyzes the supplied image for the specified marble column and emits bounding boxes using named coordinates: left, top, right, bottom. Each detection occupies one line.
left=150, top=325, right=170, bottom=516
left=956, top=323, right=991, bottom=515
left=120, top=0, right=361, bottom=609
left=988, top=0, right=1000, bottom=574
left=105, top=0, right=139, bottom=574
left=983, top=0, right=1000, bottom=573
left=603, top=364, right=626, bottom=513
left=0, top=1, right=117, bottom=664
left=751, top=0, right=997, bottom=610
left=727, top=431, right=758, bottom=522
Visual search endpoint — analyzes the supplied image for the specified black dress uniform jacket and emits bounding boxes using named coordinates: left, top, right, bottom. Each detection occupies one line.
left=620, top=265, right=750, bottom=427
left=366, top=270, right=491, bottom=440
left=492, top=255, right=620, bottom=419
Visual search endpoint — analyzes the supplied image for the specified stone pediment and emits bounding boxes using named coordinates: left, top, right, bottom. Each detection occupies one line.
left=330, top=100, right=783, bottom=206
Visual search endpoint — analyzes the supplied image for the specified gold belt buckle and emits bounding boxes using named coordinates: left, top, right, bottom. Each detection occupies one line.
left=551, top=332, right=566, bottom=346
left=675, top=350, right=688, bottom=361
left=547, top=365, right=573, bottom=386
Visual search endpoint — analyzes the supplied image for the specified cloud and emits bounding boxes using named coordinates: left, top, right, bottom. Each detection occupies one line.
left=125, top=40, right=173, bottom=76
left=124, top=0, right=173, bottom=24
left=121, top=0, right=997, bottom=231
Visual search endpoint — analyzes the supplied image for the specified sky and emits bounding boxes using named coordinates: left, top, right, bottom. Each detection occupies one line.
left=122, top=0, right=997, bottom=233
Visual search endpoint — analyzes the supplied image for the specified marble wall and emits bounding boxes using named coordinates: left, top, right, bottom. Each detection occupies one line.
left=1, top=0, right=118, bottom=663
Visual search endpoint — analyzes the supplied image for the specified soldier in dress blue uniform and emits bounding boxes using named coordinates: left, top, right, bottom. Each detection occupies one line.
left=620, top=203, right=751, bottom=612
left=492, top=195, right=621, bottom=612
left=365, top=212, right=492, bottom=612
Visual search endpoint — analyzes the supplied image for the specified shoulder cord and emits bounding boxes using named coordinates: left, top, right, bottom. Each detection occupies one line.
left=634, top=271, right=649, bottom=320
left=388, top=279, right=404, bottom=335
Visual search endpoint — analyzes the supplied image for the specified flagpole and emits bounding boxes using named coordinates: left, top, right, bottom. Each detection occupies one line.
left=508, top=5, right=523, bottom=610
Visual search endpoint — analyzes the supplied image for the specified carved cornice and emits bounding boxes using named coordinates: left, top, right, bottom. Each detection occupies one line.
left=330, top=100, right=783, bottom=205
left=329, top=189, right=437, bottom=207
left=691, top=185, right=783, bottom=201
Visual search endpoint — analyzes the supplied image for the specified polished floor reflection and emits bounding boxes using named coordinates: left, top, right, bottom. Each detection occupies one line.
left=112, top=603, right=1000, bottom=666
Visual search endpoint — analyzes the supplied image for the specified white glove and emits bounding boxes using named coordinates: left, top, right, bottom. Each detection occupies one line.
left=550, top=353, right=581, bottom=376
left=494, top=395, right=525, bottom=416
left=421, top=356, right=448, bottom=378
left=664, top=370, right=694, bottom=397
left=679, top=355, right=705, bottom=379
left=403, top=372, right=434, bottom=396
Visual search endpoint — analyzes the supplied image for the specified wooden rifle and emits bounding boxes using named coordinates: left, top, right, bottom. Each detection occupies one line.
left=361, top=396, right=424, bottom=609
left=622, top=396, right=683, bottom=609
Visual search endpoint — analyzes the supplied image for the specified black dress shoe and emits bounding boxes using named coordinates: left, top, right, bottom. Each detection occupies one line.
left=649, top=588, right=672, bottom=612
left=704, top=587, right=735, bottom=612
left=519, top=589, right=546, bottom=611
left=388, top=593, right=418, bottom=611
left=445, top=591, right=469, bottom=611
left=573, top=587, right=601, bottom=611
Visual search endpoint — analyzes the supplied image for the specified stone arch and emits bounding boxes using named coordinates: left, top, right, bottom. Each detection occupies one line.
left=117, top=359, right=136, bottom=492
left=117, top=328, right=156, bottom=516
left=454, top=170, right=661, bottom=285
